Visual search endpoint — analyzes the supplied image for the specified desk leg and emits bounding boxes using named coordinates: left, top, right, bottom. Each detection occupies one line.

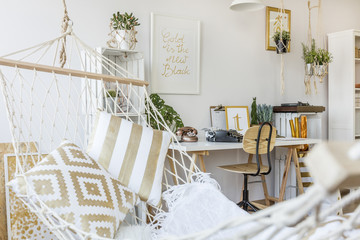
left=279, top=148, right=293, bottom=202
left=293, top=148, right=304, bottom=195
left=199, top=154, right=207, bottom=172
left=187, top=153, right=198, bottom=182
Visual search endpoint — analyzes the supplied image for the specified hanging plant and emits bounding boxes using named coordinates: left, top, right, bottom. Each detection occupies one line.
left=302, top=39, right=317, bottom=76
left=273, top=30, right=291, bottom=54
left=107, top=12, right=140, bottom=50
left=314, top=48, right=333, bottom=82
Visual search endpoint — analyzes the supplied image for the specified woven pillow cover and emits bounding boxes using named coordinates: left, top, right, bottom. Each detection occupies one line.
left=8, top=141, right=138, bottom=239
left=87, top=111, right=172, bottom=206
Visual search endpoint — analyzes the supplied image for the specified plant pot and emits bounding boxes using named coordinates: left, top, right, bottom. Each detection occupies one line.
left=315, top=64, right=326, bottom=76
left=105, top=97, right=115, bottom=113
left=115, top=30, right=136, bottom=50
left=275, top=40, right=288, bottom=54
left=305, top=63, right=313, bottom=76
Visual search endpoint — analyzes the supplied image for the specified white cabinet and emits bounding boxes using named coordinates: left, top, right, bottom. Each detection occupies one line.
left=328, top=29, right=360, bottom=141
left=82, top=47, right=145, bottom=122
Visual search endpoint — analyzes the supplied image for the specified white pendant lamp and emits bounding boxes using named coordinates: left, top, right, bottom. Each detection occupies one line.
left=230, top=0, right=265, bottom=11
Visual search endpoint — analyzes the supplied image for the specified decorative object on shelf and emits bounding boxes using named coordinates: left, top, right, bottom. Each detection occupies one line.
left=273, top=30, right=290, bottom=54
left=229, top=0, right=265, bottom=11
left=107, top=12, right=140, bottom=50
left=176, top=127, right=198, bottom=142
left=105, top=89, right=117, bottom=112
left=266, top=4, right=291, bottom=95
left=257, top=104, right=273, bottom=124
left=146, top=93, right=184, bottom=132
left=151, top=13, right=200, bottom=94
left=104, top=89, right=132, bottom=114
left=266, top=6, right=291, bottom=52
left=225, top=106, right=250, bottom=135
left=250, top=97, right=258, bottom=125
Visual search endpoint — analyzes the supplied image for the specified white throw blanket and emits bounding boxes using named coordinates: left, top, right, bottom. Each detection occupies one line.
left=150, top=173, right=360, bottom=240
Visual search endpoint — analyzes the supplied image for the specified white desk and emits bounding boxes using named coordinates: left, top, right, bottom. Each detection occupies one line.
left=170, top=138, right=321, bottom=152
left=169, top=138, right=321, bottom=202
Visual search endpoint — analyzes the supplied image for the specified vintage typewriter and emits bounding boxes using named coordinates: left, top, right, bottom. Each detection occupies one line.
left=205, top=129, right=243, bottom=142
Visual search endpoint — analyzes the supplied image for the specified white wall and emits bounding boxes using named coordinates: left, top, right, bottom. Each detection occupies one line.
left=1, top=0, right=360, bottom=202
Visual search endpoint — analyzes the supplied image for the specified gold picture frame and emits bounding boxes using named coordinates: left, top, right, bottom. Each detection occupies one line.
left=266, top=6, right=291, bottom=51
left=225, top=106, right=250, bottom=135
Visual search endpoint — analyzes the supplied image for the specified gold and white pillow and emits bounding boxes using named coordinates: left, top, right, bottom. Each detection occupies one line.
left=87, top=111, right=172, bottom=206
left=8, top=141, right=138, bottom=239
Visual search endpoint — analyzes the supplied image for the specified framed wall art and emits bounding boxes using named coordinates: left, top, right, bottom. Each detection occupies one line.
left=4, top=153, right=55, bottom=240
left=225, top=106, right=250, bottom=135
left=266, top=6, right=291, bottom=51
left=151, top=13, right=201, bottom=94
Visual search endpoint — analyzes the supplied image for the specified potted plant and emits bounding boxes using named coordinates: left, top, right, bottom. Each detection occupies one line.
left=146, top=94, right=184, bottom=133
left=302, top=39, right=316, bottom=76
left=110, top=12, right=140, bottom=50
left=257, top=104, right=273, bottom=124
left=105, top=89, right=117, bottom=112
left=273, top=30, right=290, bottom=54
left=314, top=48, right=333, bottom=81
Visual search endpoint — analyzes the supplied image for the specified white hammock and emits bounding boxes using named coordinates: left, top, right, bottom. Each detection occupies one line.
left=2, top=5, right=360, bottom=240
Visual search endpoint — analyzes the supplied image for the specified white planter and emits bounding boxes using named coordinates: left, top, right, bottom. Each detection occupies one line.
left=115, top=30, right=136, bottom=50
left=305, top=63, right=313, bottom=76
left=315, top=65, right=326, bottom=76
left=105, top=97, right=115, bottom=113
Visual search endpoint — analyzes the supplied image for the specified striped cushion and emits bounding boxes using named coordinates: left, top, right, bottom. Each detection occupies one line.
left=87, top=111, right=171, bottom=206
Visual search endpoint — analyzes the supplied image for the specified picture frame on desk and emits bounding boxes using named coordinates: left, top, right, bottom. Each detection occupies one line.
left=225, top=106, right=250, bottom=135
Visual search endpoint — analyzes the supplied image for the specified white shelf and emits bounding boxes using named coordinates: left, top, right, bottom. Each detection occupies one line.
left=113, top=112, right=145, bottom=117
left=356, top=107, right=360, bottom=109
left=355, top=88, right=360, bottom=91
left=355, top=58, right=360, bottom=63
left=98, top=47, right=142, bottom=56
left=355, top=134, right=360, bottom=138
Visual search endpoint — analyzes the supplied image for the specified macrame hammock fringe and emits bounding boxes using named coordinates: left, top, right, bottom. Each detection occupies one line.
left=1, top=1, right=360, bottom=240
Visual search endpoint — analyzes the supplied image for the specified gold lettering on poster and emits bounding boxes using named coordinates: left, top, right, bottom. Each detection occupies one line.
left=233, top=114, right=243, bottom=131
left=161, top=30, right=191, bottom=78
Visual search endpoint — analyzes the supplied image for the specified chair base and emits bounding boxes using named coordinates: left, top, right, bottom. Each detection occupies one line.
left=237, top=200, right=259, bottom=212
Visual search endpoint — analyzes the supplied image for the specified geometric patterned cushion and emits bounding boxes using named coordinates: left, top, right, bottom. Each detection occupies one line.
left=87, top=111, right=171, bottom=206
left=7, top=141, right=138, bottom=239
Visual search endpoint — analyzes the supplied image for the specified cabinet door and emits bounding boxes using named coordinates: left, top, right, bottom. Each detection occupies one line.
left=328, top=31, right=355, bottom=141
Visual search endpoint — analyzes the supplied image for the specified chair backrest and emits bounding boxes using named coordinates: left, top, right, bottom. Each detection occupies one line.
left=243, top=124, right=276, bottom=155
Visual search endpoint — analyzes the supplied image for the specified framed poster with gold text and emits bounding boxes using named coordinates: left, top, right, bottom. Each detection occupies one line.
left=151, top=13, right=201, bottom=94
